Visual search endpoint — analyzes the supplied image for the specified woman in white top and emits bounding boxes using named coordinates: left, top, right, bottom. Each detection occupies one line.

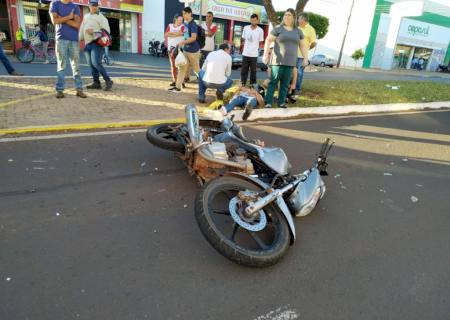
left=165, top=15, right=185, bottom=87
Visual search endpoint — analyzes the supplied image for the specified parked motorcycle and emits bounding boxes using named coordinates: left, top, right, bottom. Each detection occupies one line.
left=160, top=42, right=168, bottom=57
left=146, top=105, right=333, bottom=267
left=148, top=38, right=160, bottom=56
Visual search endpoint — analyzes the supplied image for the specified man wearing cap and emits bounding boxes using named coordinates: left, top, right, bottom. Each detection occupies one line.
left=50, top=0, right=86, bottom=99
left=79, top=0, right=113, bottom=91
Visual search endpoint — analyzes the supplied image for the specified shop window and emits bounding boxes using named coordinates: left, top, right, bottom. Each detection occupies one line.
left=233, top=25, right=242, bottom=50
left=23, top=7, right=39, bottom=38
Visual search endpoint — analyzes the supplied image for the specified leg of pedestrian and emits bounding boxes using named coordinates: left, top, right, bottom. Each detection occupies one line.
left=295, top=57, right=304, bottom=95
left=68, top=40, right=86, bottom=98
left=223, top=95, right=246, bottom=114
left=277, top=66, right=293, bottom=108
left=264, top=65, right=281, bottom=107
left=0, top=42, right=20, bottom=75
left=198, top=70, right=207, bottom=103
left=92, top=45, right=112, bottom=91
left=85, top=45, right=101, bottom=89
left=241, top=56, right=250, bottom=86
left=55, top=40, right=69, bottom=98
left=250, top=56, right=257, bottom=85
left=216, top=77, right=233, bottom=100
left=243, top=96, right=257, bottom=121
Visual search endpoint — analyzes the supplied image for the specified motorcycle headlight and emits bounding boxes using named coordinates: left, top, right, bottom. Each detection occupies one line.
left=298, top=187, right=322, bottom=217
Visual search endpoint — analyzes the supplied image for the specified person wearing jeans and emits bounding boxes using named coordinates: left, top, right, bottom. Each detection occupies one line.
left=0, top=40, right=23, bottom=76
left=198, top=43, right=233, bottom=103
left=79, top=0, right=113, bottom=91
left=262, top=9, right=309, bottom=108
left=50, top=0, right=86, bottom=99
left=219, top=86, right=264, bottom=121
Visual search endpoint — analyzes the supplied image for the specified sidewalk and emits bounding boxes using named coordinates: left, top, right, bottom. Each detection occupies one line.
left=0, top=76, right=449, bottom=135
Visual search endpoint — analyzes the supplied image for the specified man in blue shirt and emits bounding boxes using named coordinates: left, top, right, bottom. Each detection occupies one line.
left=169, top=7, right=201, bottom=93
left=50, top=0, right=86, bottom=99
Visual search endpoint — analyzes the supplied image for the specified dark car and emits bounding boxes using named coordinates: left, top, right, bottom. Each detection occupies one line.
left=232, top=49, right=268, bottom=71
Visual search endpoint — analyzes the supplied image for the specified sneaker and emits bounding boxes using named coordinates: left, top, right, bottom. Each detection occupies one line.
left=168, top=87, right=181, bottom=93
left=56, top=91, right=64, bottom=99
left=86, top=82, right=102, bottom=90
left=169, top=81, right=176, bottom=87
left=44, top=60, right=50, bottom=64
left=76, top=90, right=87, bottom=98
left=9, top=70, right=24, bottom=76
left=265, top=104, right=272, bottom=108
left=216, top=90, right=224, bottom=100
left=182, top=83, right=186, bottom=89
left=198, top=98, right=205, bottom=103
left=279, top=104, right=287, bottom=108
left=104, top=80, right=113, bottom=91
left=242, top=103, right=253, bottom=121
left=219, top=106, right=227, bottom=116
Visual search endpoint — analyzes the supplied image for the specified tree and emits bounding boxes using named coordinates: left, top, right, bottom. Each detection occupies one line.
left=351, top=49, right=365, bottom=68
left=275, top=11, right=329, bottom=39
left=263, top=0, right=310, bottom=26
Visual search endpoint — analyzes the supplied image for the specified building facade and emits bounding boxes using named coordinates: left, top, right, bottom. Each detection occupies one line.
left=2, top=0, right=143, bottom=53
left=363, top=0, right=450, bottom=71
left=142, top=0, right=268, bottom=54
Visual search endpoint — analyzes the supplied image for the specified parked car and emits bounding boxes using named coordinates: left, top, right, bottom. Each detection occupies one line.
left=232, top=49, right=268, bottom=71
left=310, top=54, right=337, bottom=68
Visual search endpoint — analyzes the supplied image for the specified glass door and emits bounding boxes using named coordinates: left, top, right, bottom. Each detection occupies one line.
left=119, top=12, right=132, bottom=53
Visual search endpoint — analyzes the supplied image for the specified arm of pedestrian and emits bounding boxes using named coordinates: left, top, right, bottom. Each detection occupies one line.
left=263, top=34, right=275, bottom=64
left=310, top=42, right=317, bottom=50
left=65, top=14, right=81, bottom=30
left=50, top=12, right=73, bottom=25
left=180, top=32, right=197, bottom=46
left=299, top=39, right=309, bottom=66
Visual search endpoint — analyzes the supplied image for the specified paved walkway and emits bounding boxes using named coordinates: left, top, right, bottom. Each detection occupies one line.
left=0, top=77, right=216, bottom=131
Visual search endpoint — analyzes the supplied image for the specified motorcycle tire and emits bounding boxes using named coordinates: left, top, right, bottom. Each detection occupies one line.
left=146, top=123, right=185, bottom=153
left=16, top=47, right=35, bottom=63
left=195, top=176, right=291, bottom=268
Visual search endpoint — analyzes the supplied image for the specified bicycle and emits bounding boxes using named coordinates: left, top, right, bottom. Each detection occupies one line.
left=16, top=38, right=56, bottom=64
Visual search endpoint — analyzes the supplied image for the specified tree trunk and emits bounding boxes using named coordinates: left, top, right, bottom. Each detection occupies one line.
left=263, top=0, right=279, bottom=27
left=296, top=0, right=309, bottom=15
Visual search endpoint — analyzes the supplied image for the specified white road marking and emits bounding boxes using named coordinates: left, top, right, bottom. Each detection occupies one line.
left=253, top=305, right=300, bottom=320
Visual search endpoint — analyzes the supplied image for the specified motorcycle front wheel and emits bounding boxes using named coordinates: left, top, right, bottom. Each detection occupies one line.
left=146, top=123, right=185, bottom=153
left=195, top=176, right=291, bottom=267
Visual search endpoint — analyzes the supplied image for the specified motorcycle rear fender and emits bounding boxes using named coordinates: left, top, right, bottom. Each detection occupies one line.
left=223, top=172, right=296, bottom=244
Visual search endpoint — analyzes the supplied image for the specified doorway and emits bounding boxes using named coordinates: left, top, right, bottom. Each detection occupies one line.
left=106, top=17, right=120, bottom=51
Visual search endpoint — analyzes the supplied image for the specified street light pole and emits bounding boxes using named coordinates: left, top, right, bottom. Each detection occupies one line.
left=337, top=0, right=355, bottom=68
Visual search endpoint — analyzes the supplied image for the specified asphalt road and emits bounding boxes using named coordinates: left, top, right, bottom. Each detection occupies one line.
left=1, top=110, right=450, bottom=319
left=2, top=51, right=450, bottom=84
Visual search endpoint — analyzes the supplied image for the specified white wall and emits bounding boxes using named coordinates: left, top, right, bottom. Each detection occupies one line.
left=142, top=0, right=165, bottom=54
left=273, top=0, right=377, bottom=68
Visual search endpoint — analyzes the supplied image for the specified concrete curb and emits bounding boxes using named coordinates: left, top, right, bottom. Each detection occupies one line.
left=232, top=101, right=450, bottom=122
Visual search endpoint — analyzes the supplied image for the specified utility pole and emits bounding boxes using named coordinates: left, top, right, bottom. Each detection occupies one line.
left=337, top=0, right=355, bottom=68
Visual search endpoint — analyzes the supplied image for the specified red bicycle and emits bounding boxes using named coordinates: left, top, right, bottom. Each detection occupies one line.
left=16, top=38, right=56, bottom=64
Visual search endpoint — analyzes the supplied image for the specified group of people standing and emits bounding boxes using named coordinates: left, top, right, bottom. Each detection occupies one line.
left=49, top=0, right=112, bottom=99
left=164, top=7, right=316, bottom=119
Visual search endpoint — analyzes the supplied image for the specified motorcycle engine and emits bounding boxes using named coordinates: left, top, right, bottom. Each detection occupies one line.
left=230, top=147, right=254, bottom=173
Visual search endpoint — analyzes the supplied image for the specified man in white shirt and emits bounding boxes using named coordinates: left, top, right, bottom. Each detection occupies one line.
left=200, top=11, right=217, bottom=68
left=240, top=14, right=264, bottom=86
left=198, top=43, right=233, bottom=103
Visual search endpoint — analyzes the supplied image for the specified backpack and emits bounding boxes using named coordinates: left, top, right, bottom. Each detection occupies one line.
left=93, top=29, right=112, bottom=47
left=196, top=24, right=205, bottom=48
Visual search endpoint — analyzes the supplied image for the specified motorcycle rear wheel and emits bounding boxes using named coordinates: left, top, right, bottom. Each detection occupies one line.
left=195, top=176, right=291, bottom=267
left=146, top=123, right=185, bottom=153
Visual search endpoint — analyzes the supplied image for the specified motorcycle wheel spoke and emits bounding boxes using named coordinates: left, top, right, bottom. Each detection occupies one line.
left=247, top=231, right=269, bottom=250
left=230, top=223, right=239, bottom=241
left=212, top=209, right=229, bottom=215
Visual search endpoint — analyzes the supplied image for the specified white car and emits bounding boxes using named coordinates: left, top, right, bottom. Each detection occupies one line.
left=311, top=54, right=337, bottom=68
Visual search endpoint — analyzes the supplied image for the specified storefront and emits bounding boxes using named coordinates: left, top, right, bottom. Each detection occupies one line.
left=164, top=0, right=268, bottom=51
left=5, top=0, right=143, bottom=53
left=363, top=0, right=450, bottom=72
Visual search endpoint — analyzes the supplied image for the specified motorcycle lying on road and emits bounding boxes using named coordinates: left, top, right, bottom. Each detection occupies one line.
left=146, top=105, right=333, bottom=267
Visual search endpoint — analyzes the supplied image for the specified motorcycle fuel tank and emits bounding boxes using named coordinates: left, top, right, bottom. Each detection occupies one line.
left=259, top=147, right=291, bottom=175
